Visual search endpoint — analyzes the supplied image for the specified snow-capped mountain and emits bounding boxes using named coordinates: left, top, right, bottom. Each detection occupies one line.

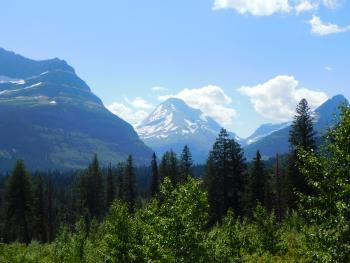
left=245, top=122, right=290, bottom=145
left=137, top=98, right=242, bottom=163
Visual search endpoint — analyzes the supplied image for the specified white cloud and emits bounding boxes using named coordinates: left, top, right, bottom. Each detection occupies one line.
left=239, top=75, right=328, bottom=121
left=324, top=66, right=333, bottom=71
left=127, top=97, right=153, bottom=109
left=107, top=99, right=152, bottom=126
left=309, top=15, right=350, bottom=35
left=159, top=85, right=237, bottom=126
left=151, top=86, right=168, bottom=92
left=295, top=1, right=319, bottom=14
left=213, top=0, right=291, bottom=16
left=323, top=0, right=341, bottom=9
left=212, top=0, right=344, bottom=16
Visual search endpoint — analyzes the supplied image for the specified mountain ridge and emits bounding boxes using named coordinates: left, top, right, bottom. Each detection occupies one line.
left=0, top=48, right=153, bottom=171
left=243, top=94, right=349, bottom=160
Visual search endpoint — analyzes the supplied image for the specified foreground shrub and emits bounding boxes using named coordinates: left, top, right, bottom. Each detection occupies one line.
left=0, top=241, right=52, bottom=263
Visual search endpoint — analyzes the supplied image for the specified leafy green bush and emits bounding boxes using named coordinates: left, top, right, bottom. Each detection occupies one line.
left=136, top=177, right=209, bottom=262
left=0, top=241, right=52, bottom=263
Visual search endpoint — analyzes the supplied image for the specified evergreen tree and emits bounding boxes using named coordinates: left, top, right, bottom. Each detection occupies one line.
left=106, top=162, right=115, bottom=208
left=245, top=151, right=266, bottom=213
left=159, top=150, right=179, bottom=185
left=226, top=138, right=246, bottom=216
left=122, top=155, right=136, bottom=212
left=116, top=163, right=124, bottom=200
left=286, top=99, right=317, bottom=208
left=204, top=129, right=246, bottom=223
left=150, top=153, right=160, bottom=197
left=47, top=173, right=54, bottom=242
left=289, top=98, right=317, bottom=151
left=179, top=145, right=193, bottom=182
left=274, top=154, right=283, bottom=221
left=4, top=160, right=33, bottom=243
left=33, top=174, right=47, bottom=242
left=87, top=154, right=103, bottom=219
left=75, top=170, right=89, bottom=220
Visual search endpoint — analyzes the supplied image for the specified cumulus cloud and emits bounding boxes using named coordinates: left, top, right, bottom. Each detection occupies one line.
left=151, top=86, right=168, bottom=92
left=213, top=0, right=291, bottom=16
left=127, top=97, right=153, bottom=109
left=323, top=0, right=341, bottom=9
left=295, top=1, right=319, bottom=13
left=213, top=0, right=343, bottom=16
left=159, top=85, right=237, bottom=126
left=239, top=75, right=328, bottom=121
left=309, top=15, right=350, bottom=35
left=107, top=98, right=152, bottom=126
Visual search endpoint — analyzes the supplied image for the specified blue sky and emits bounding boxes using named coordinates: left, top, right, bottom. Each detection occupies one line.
left=1, top=0, right=349, bottom=137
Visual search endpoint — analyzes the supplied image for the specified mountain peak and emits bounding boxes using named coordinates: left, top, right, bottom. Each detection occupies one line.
left=162, top=97, right=187, bottom=106
left=137, top=98, right=241, bottom=162
left=321, top=94, right=348, bottom=107
left=315, top=94, right=348, bottom=115
left=0, top=47, right=75, bottom=79
left=0, top=49, right=153, bottom=171
left=314, top=94, right=348, bottom=131
left=0, top=48, right=94, bottom=107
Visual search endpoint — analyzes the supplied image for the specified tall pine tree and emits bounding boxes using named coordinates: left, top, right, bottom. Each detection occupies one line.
left=122, top=155, right=136, bottom=212
left=32, top=174, right=47, bottom=242
left=46, top=173, right=54, bottom=242
left=204, top=129, right=246, bottom=223
left=179, top=145, right=193, bottom=182
left=87, top=154, right=103, bottom=219
left=159, top=150, right=179, bottom=185
left=106, top=162, right=115, bottom=208
left=150, top=153, right=160, bottom=197
left=4, top=160, right=33, bottom=243
left=116, top=163, right=125, bottom=200
left=286, top=99, right=317, bottom=209
left=245, top=150, right=266, bottom=214
left=227, top=138, right=246, bottom=217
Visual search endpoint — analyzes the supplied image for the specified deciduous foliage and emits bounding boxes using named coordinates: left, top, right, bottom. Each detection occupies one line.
left=139, top=177, right=209, bottom=262
left=298, top=105, right=350, bottom=262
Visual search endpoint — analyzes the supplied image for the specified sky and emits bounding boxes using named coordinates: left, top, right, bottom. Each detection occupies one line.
left=1, top=0, right=349, bottom=138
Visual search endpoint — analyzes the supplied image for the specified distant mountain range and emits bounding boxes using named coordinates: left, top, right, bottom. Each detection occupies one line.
left=243, top=94, right=349, bottom=159
left=244, top=122, right=290, bottom=145
left=0, top=48, right=153, bottom=171
left=137, top=95, right=348, bottom=162
left=137, top=98, right=242, bottom=162
left=0, top=48, right=347, bottom=170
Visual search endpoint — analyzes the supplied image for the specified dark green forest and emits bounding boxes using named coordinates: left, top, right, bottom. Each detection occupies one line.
left=0, top=100, right=349, bottom=262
